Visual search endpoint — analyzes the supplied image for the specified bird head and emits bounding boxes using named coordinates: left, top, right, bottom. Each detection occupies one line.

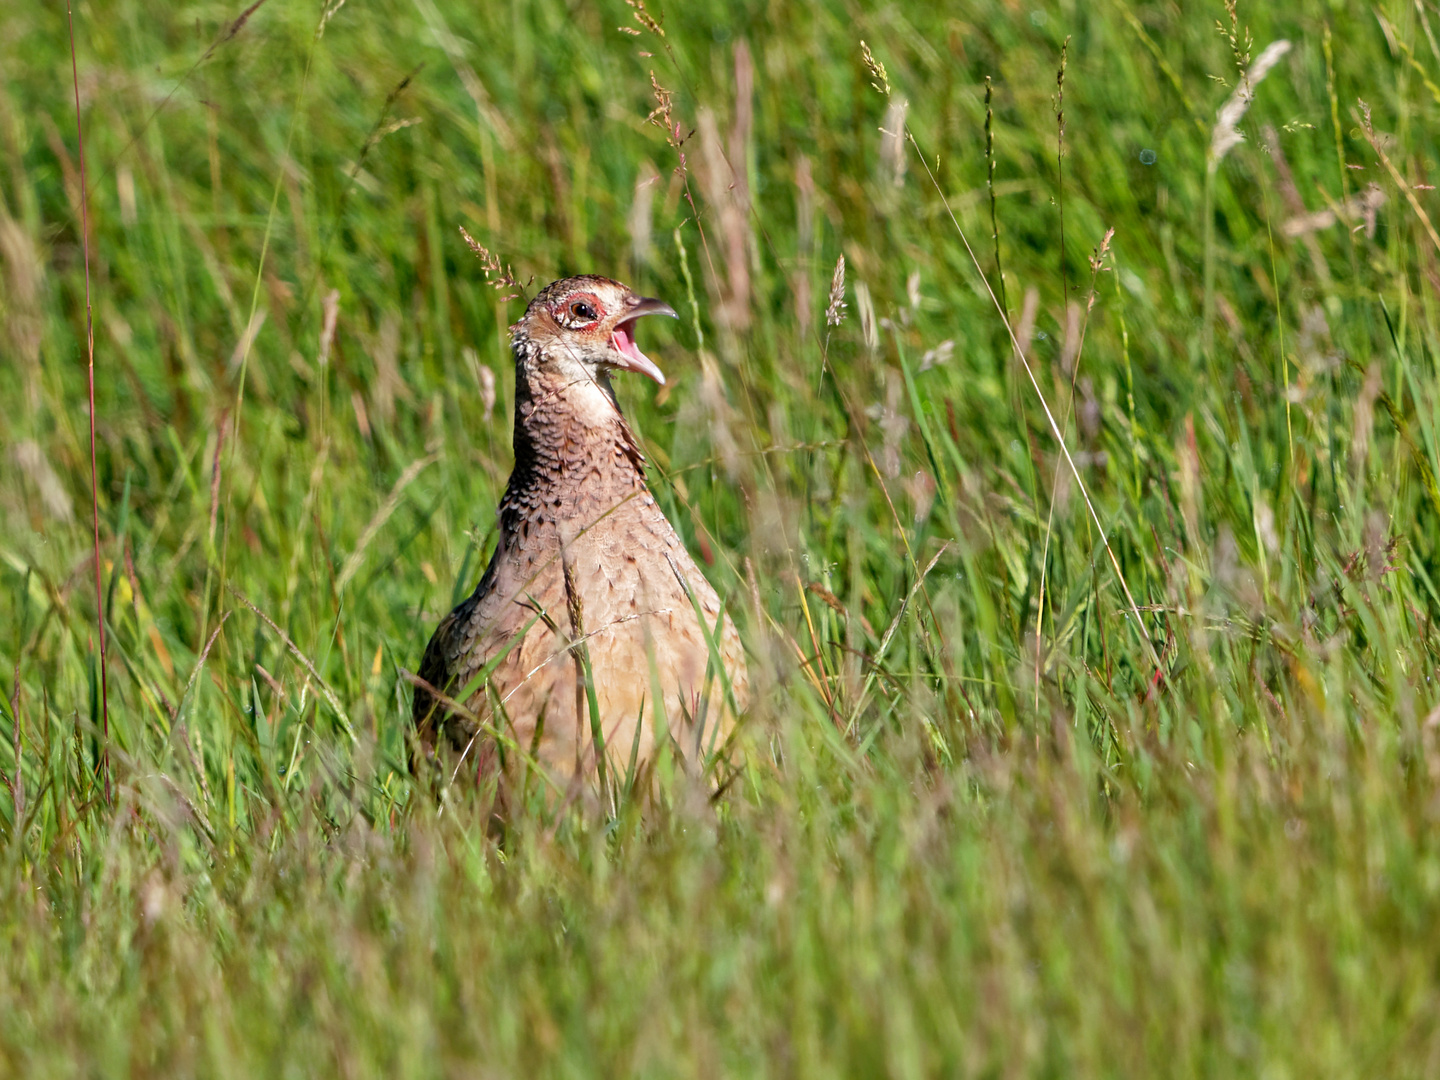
left=513, top=276, right=677, bottom=387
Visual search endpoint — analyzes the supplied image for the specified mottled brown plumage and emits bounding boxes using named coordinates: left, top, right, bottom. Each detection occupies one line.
left=413, top=276, right=748, bottom=791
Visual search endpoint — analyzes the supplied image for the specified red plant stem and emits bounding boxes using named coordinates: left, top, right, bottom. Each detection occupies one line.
left=66, top=0, right=110, bottom=804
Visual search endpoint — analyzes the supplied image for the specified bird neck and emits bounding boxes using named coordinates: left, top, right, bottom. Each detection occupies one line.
left=500, top=341, right=648, bottom=532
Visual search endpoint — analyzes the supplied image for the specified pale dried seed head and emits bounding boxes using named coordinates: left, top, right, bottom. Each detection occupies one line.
left=117, top=166, right=137, bottom=227
left=1363, top=512, right=1392, bottom=583
left=1360, top=183, right=1383, bottom=238
left=318, top=288, right=340, bottom=367
left=793, top=157, right=815, bottom=328
left=795, top=156, right=814, bottom=254
left=697, top=350, right=741, bottom=477
left=624, top=0, right=664, bottom=38
left=0, top=214, right=43, bottom=392
left=1089, top=227, right=1115, bottom=274
left=13, top=440, right=74, bottom=524
left=1352, top=362, right=1383, bottom=475
left=866, top=369, right=908, bottom=478
left=1281, top=182, right=1386, bottom=238
left=918, top=340, right=953, bottom=373
left=646, top=72, right=680, bottom=148
left=1060, top=300, right=1082, bottom=376
left=462, top=345, right=494, bottom=421
left=629, top=160, right=659, bottom=270
left=824, top=254, right=847, bottom=327
left=694, top=104, right=752, bottom=333
left=1015, top=286, right=1040, bottom=358
left=0, top=214, right=41, bottom=311
left=369, top=311, right=407, bottom=423
left=860, top=40, right=890, bottom=96
left=228, top=309, right=267, bottom=372
left=376, top=117, right=422, bottom=139
left=1217, top=0, right=1252, bottom=74
left=1254, top=493, right=1279, bottom=557
left=1211, top=39, right=1291, bottom=163
left=458, top=227, right=524, bottom=301
left=351, top=390, right=371, bottom=439
left=904, top=469, right=936, bottom=525
left=855, top=281, right=877, bottom=352
left=317, top=0, right=348, bottom=38
left=1079, top=377, right=1101, bottom=442
left=881, top=98, right=908, bottom=187
left=478, top=360, right=497, bottom=422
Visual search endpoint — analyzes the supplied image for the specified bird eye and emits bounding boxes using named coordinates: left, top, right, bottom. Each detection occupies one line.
left=570, top=301, right=596, bottom=322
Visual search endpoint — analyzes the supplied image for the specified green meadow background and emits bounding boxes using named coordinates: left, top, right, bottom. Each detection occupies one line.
left=3, top=0, right=1440, bottom=1074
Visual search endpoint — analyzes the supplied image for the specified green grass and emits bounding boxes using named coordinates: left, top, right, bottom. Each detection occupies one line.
left=3, top=0, right=1440, bottom=1073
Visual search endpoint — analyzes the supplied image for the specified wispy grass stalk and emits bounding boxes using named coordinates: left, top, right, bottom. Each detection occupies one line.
left=65, top=0, right=109, bottom=803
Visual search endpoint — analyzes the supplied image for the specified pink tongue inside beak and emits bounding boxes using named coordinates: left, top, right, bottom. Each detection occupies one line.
left=610, top=322, right=666, bottom=385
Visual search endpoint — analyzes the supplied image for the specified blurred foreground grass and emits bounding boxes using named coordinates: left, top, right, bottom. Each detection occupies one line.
left=4, top=0, right=1440, bottom=1074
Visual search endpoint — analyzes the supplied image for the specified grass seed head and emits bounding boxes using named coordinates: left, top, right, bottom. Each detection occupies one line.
left=860, top=40, right=890, bottom=96
left=625, top=0, right=665, bottom=38
left=458, top=226, right=524, bottom=302
left=647, top=72, right=684, bottom=151
left=825, top=254, right=847, bottom=327
left=1211, top=39, right=1291, bottom=162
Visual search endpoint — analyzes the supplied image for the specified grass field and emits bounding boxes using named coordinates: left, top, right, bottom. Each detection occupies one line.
left=3, top=0, right=1440, bottom=1074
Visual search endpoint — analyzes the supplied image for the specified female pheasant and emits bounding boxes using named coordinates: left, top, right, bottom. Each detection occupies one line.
left=412, top=276, right=748, bottom=792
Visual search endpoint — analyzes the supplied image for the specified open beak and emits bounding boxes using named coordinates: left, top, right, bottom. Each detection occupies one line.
left=609, top=296, right=677, bottom=385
